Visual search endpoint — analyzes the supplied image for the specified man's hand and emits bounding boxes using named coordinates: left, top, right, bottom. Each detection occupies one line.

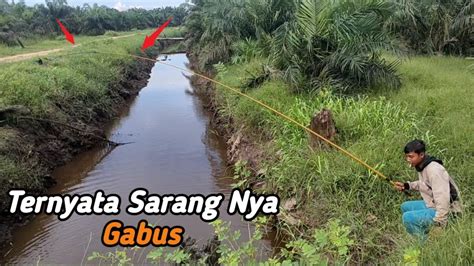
left=393, top=181, right=407, bottom=192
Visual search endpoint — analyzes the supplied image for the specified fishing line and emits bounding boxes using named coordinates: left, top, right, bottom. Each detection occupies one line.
left=72, top=50, right=396, bottom=186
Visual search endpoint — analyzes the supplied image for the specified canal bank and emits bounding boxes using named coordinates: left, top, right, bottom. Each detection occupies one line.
left=1, top=53, right=276, bottom=264
left=0, top=40, right=166, bottom=247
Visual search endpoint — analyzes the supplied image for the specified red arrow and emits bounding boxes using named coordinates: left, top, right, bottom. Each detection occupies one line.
left=56, top=18, right=75, bottom=45
left=141, top=17, right=173, bottom=51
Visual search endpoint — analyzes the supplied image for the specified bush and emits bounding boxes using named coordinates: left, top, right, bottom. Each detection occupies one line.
left=0, top=31, right=17, bottom=46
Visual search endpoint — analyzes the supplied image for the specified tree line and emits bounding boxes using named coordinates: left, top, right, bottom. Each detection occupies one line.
left=0, top=0, right=190, bottom=45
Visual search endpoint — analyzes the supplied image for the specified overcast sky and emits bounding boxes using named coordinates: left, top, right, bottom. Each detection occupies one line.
left=21, top=0, right=187, bottom=10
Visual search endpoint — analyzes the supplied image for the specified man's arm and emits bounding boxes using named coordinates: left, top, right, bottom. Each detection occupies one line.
left=428, top=164, right=451, bottom=226
left=394, top=181, right=420, bottom=191
left=403, top=180, right=420, bottom=191
left=407, top=180, right=421, bottom=191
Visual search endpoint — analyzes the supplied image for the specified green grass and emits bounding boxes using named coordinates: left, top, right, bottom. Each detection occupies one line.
left=0, top=37, right=140, bottom=112
left=0, top=27, right=186, bottom=57
left=376, top=55, right=474, bottom=206
left=211, top=55, right=473, bottom=264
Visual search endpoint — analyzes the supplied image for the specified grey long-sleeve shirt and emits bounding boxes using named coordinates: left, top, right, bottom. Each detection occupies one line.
left=408, top=161, right=462, bottom=225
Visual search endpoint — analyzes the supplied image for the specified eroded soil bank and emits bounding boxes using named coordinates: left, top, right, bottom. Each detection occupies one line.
left=186, top=53, right=273, bottom=190
left=1, top=53, right=276, bottom=264
left=0, top=45, right=165, bottom=246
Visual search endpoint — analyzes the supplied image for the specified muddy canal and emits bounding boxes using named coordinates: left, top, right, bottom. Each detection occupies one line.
left=2, top=53, right=275, bottom=264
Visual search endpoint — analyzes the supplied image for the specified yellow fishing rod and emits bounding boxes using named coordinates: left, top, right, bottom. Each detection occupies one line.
left=86, top=50, right=396, bottom=186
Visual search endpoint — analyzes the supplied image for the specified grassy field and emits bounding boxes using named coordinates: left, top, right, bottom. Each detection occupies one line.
left=0, top=26, right=186, bottom=57
left=0, top=26, right=186, bottom=117
left=0, top=33, right=142, bottom=112
left=210, top=55, right=473, bottom=264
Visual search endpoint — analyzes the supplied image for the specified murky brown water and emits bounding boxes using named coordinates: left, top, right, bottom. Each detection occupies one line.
left=2, top=54, right=276, bottom=264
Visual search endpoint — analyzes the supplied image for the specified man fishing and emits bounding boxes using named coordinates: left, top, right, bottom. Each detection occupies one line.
left=394, top=140, right=462, bottom=236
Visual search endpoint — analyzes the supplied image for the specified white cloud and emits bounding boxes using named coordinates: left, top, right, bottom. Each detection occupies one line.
left=114, top=1, right=127, bottom=11
left=113, top=1, right=144, bottom=11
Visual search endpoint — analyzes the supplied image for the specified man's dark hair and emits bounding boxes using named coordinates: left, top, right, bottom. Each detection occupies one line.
left=404, top=139, right=426, bottom=154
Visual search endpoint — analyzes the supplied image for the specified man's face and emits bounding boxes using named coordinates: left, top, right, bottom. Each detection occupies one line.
left=405, top=152, right=425, bottom=168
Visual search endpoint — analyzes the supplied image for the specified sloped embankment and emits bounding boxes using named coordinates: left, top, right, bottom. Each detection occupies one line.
left=0, top=39, right=177, bottom=245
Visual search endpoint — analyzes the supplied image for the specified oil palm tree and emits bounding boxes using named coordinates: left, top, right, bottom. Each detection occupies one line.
left=186, top=0, right=294, bottom=70
left=270, top=0, right=401, bottom=92
left=386, top=0, right=473, bottom=55
left=186, top=0, right=250, bottom=69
